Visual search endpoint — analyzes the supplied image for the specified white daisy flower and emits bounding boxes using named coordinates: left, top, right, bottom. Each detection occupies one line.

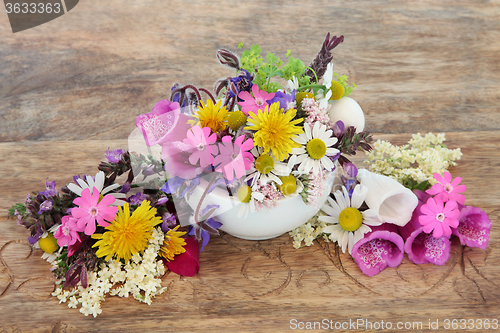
left=284, top=76, right=299, bottom=94
left=318, top=63, right=334, bottom=109
left=236, top=185, right=265, bottom=217
left=319, top=184, right=383, bottom=254
left=291, top=122, right=339, bottom=175
left=67, top=171, right=126, bottom=205
left=245, top=147, right=296, bottom=189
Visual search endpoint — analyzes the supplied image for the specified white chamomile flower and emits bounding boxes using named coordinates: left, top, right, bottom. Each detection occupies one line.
left=236, top=185, right=265, bottom=217
left=67, top=171, right=125, bottom=205
left=291, top=122, right=339, bottom=175
left=246, top=147, right=296, bottom=189
left=319, top=184, right=383, bottom=254
left=285, top=76, right=299, bottom=94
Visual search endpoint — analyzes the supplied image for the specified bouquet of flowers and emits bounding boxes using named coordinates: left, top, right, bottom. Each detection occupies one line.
left=10, top=33, right=375, bottom=316
left=9, top=33, right=493, bottom=316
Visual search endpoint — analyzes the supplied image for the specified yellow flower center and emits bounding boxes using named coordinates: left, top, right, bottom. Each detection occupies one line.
left=228, top=110, right=247, bottom=131
left=237, top=185, right=252, bottom=203
left=338, top=207, right=363, bottom=232
left=39, top=233, right=58, bottom=254
left=278, top=174, right=297, bottom=195
left=329, top=81, right=345, bottom=100
left=295, top=92, right=315, bottom=107
left=306, top=138, right=327, bottom=160
left=255, top=154, right=275, bottom=174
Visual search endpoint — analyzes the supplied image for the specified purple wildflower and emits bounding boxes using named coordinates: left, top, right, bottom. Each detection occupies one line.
left=161, top=212, right=177, bottom=232
left=187, top=205, right=222, bottom=252
left=228, top=69, right=253, bottom=100
left=127, top=192, right=149, bottom=205
left=38, top=199, right=53, bottom=214
left=266, top=90, right=296, bottom=111
left=105, top=148, right=125, bottom=163
left=40, top=179, right=57, bottom=198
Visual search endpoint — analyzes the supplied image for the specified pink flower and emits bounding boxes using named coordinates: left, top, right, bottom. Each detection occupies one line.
left=54, top=215, right=83, bottom=247
left=183, top=126, right=219, bottom=168
left=136, top=99, right=192, bottom=146
left=162, top=141, right=205, bottom=179
left=426, top=172, right=466, bottom=205
left=237, top=84, right=275, bottom=116
left=453, top=206, right=492, bottom=249
left=419, top=196, right=460, bottom=238
left=213, top=135, right=254, bottom=180
left=71, top=187, right=118, bottom=235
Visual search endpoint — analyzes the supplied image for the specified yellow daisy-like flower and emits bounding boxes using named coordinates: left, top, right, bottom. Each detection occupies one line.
left=191, top=99, right=229, bottom=133
left=91, top=201, right=162, bottom=263
left=159, top=226, right=187, bottom=261
left=245, top=103, right=303, bottom=161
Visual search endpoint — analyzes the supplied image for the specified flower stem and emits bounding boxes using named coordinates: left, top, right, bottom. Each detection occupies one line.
left=194, top=176, right=218, bottom=224
left=296, top=83, right=326, bottom=92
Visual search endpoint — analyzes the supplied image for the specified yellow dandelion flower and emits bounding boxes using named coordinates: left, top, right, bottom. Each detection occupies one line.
left=159, top=226, right=187, bottom=261
left=91, top=201, right=162, bottom=262
left=191, top=99, right=229, bottom=133
left=245, top=103, right=304, bottom=161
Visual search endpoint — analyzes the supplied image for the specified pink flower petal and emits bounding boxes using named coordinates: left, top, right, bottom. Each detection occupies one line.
left=443, top=172, right=452, bottom=183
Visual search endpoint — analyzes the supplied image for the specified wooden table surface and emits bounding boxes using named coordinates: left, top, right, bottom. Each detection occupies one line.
left=1, top=1, right=499, bottom=332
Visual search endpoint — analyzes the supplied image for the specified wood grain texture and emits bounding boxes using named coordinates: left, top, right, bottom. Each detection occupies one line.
left=1, top=0, right=500, bottom=331
left=1, top=0, right=500, bottom=141
left=0, top=132, right=499, bottom=332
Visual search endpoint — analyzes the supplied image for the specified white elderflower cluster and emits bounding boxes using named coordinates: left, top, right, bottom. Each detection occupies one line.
left=52, top=228, right=167, bottom=317
left=289, top=213, right=330, bottom=249
left=364, top=133, right=462, bottom=185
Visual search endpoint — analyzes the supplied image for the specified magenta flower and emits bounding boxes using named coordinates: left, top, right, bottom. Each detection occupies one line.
left=54, top=215, right=83, bottom=247
left=183, top=126, right=219, bottom=168
left=71, top=187, right=118, bottom=235
left=398, top=200, right=451, bottom=265
left=419, top=197, right=460, bottom=237
left=453, top=206, right=492, bottom=249
left=237, top=84, right=275, bottom=116
left=426, top=172, right=466, bottom=205
left=213, top=135, right=254, bottom=180
left=351, top=224, right=405, bottom=277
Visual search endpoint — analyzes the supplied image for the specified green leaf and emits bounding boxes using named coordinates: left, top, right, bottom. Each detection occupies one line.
left=250, top=44, right=262, bottom=55
left=238, top=42, right=245, bottom=48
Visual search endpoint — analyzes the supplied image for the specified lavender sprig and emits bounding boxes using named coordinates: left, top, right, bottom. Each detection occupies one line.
left=304, top=33, right=344, bottom=83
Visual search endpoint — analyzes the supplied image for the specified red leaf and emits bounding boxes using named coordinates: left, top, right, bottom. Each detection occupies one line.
left=164, top=237, right=200, bottom=277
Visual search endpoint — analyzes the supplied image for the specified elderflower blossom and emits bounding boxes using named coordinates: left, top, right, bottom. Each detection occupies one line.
left=52, top=227, right=167, bottom=316
left=364, top=133, right=462, bottom=185
left=289, top=214, right=329, bottom=249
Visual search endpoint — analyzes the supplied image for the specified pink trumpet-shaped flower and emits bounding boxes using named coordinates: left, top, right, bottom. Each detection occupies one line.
left=426, top=172, right=466, bottom=205
left=419, top=196, right=460, bottom=238
left=237, top=84, right=275, bottom=116
left=54, top=215, right=83, bottom=247
left=453, top=206, right=492, bottom=249
left=183, top=126, right=219, bottom=168
left=213, top=135, right=254, bottom=180
left=71, top=187, right=118, bottom=235
left=351, top=224, right=405, bottom=277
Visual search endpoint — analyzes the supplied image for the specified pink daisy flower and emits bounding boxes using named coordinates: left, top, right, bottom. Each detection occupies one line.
left=54, top=215, right=83, bottom=247
left=419, top=196, right=460, bottom=238
left=237, top=84, right=275, bottom=116
left=426, top=172, right=466, bottom=205
left=213, top=135, right=254, bottom=180
left=183, top=125, right=219, bottom=168
left=71, top=187, right=118, bottom=235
